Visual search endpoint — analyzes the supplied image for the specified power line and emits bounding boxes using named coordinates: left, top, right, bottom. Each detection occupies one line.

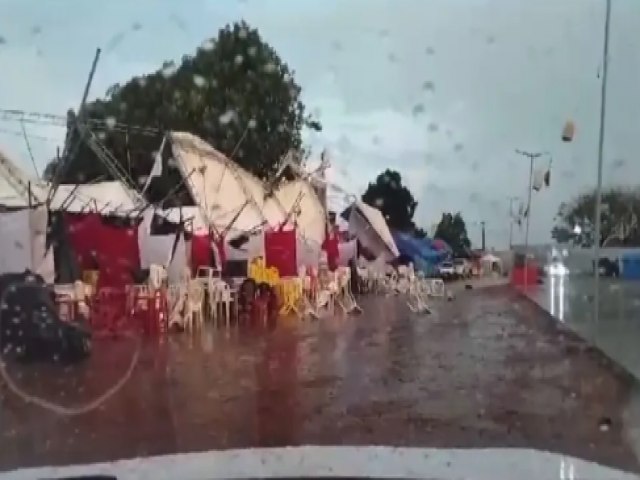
left=0, top=127, right=60, bottom=142
left=0, top=108, right=162, bottom=137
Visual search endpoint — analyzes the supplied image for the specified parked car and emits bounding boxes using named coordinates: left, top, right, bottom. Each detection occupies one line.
left=594, top=257, right=619, bottom=277
left=453, top=258, right=472, bottom=278
left=437, top=261, right=456, bottom=280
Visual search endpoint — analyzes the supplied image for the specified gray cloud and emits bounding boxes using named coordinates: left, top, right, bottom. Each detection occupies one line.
left=1, top=0, right=640, bottom=249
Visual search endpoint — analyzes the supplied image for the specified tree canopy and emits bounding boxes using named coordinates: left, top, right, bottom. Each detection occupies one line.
left=551, top=187, right=640, bottom=247
left=434, top=212, right=471, bottom=256
left=46, top=20, right=320, bottom=203
left=361, top=169, right=418, bottom=231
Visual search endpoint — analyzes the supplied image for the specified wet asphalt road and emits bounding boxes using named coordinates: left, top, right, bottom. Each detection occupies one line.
left=525, top=275, right=640, bottom=379
left=1, top=285, right=639, bottom=473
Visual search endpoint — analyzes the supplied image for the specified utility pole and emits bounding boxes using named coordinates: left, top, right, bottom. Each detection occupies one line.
left=50, top=47, right=101, bottom=201
left=507, top=196, right=519, bottom=249
left=480, top=221, right=486, bottom=251
left=515, top=149, right=549, bottom=287
left=593, top=0, right=612, bottom=327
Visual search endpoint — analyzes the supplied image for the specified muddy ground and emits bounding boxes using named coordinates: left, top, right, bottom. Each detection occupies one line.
left=1, top=285, right=638, bottom=473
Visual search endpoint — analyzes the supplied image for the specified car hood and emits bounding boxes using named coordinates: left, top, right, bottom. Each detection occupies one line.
left=4, top=446, right=639, bottom=480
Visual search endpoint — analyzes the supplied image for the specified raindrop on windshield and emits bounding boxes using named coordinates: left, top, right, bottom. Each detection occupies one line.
left=193, top=75, right=206, bottom=88
left=104, top=117, right=117, bottom=130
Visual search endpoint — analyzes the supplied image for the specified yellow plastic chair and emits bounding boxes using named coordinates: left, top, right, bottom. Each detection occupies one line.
left=279, top=278, right=302, bottom=315
left=265, top=267, right=280, bottom=286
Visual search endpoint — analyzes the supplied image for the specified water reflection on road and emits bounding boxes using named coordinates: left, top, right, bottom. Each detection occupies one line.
left=526, top=275, right=640, bottom=378
left=1, top=289, right=638, bottom=472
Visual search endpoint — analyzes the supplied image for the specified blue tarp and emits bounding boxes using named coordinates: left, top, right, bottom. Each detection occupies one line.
left=621, top=253, right=640, bottom=280
left=391, top=231, right=448, bottom=275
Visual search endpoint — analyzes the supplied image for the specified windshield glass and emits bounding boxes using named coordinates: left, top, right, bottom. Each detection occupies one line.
left=1, top=0, right=640, bottom=478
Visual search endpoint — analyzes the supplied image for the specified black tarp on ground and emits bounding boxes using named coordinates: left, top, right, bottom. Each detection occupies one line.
left=0, top=270, right=91, bottom=364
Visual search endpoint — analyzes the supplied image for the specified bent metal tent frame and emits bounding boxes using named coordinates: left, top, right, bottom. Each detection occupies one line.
left=168, top=132, right=326, bottom=247
left=0, top=148, right=145, bottom=217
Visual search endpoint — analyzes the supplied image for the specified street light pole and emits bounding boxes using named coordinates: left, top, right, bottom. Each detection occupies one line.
left=515, top=149, right=545, bottom=257
left=515, top=149, right=550, bottom=288
left=593, top=0, right=612, bottom=326
left=507, top=196, right=519, bottom=249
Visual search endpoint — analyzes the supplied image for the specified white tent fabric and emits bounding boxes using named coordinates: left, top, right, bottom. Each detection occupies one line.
left=297, top=235, right=321, bottom=269
left=166, top=233, right=188, bottom=284
left=275, top=180, right=326, bottom=247
left=138, top=210, right=179, bottom=269
left=0, top=149, right=44, bottom=208
left=0, top=210, right=32, bottom=273
left=169, top=132, right=327, bottom=248
left=30, top=207, right=55, bottom=283
left=170, top=132, right=279, bottom=234
left=348, top=200, right=399, bottom=262
left=49, top=182, right=144, bottom=216
left=0, top=207, right=54, bottom=282
left=338, top=239, right=357, bottom=266
left=481, top=253, right=502, bottom=273
left=0, top=150, right=144, bottom=217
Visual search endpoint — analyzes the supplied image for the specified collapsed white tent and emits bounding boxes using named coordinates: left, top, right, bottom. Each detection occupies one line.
left=0, top=148, right=44, bottom=208
left=348, top=199, right=399, bottom=262
left=0, top=148, right=144, bottom=217
left=169, top=132, right=327, bottom=256
left=49, top=182, right=145, bottom=216
left=170, top=132, right=283, bottom=234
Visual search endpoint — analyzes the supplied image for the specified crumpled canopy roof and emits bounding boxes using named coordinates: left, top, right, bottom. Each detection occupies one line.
left=347, top=199, right=399, bottom=260
left=169, top=132, right=326, bottom=245
left=48, top=182, right=145, bottom=216
left=0, top=149, right=145, bottom=216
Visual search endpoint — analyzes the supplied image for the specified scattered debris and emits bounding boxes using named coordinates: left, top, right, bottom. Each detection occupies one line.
left=599, top=417, right=612, bottom=432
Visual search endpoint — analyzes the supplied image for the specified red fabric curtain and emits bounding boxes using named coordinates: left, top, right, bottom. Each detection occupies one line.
left=322, top=225, right=340, bottom=271
left=264, top=229, right=297, bottom=277
left=64, top=213, right=102, bottom=271
left=96, top=220, right=141, bottom=288
left=191, top=233, right=212, bottom=274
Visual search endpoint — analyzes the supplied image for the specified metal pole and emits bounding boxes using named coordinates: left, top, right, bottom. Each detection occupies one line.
left=524, top=155, right=534, bottom=260
left=78, top=48, right=102, bottom=119
left=480, top=221, right=486, bottom=251
left=593, top=0, right=612, bottom=326
left=507, top=196, right=518, bottom=249
left=515, top=149, right=545, bottom=287
left=51, top=47, right=101, bottom=200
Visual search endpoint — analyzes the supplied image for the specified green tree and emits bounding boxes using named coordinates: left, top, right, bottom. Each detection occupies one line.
left=551, top=187, right=640, bottom=247
left=47, top=20, right=320, bottom=202
left=361, top=169, right=417, bottom=231
left=434, top=212, right=471, bottom=256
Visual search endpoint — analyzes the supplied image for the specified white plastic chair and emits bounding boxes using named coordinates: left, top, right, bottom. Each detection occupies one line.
left=186, top=279, right=204, bottom=330
left=297, top=265, right=319, bottom=319
left=148, top=264, right=167, bottom=291
left=211, top=282, right=234, bottom=328
left=168, top=284, right=187, bottom=330
left=430, top=278, right=445, bottom=297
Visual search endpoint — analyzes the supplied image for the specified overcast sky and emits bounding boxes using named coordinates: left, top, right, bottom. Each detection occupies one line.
left=1, top=0, right=639, bottom=248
